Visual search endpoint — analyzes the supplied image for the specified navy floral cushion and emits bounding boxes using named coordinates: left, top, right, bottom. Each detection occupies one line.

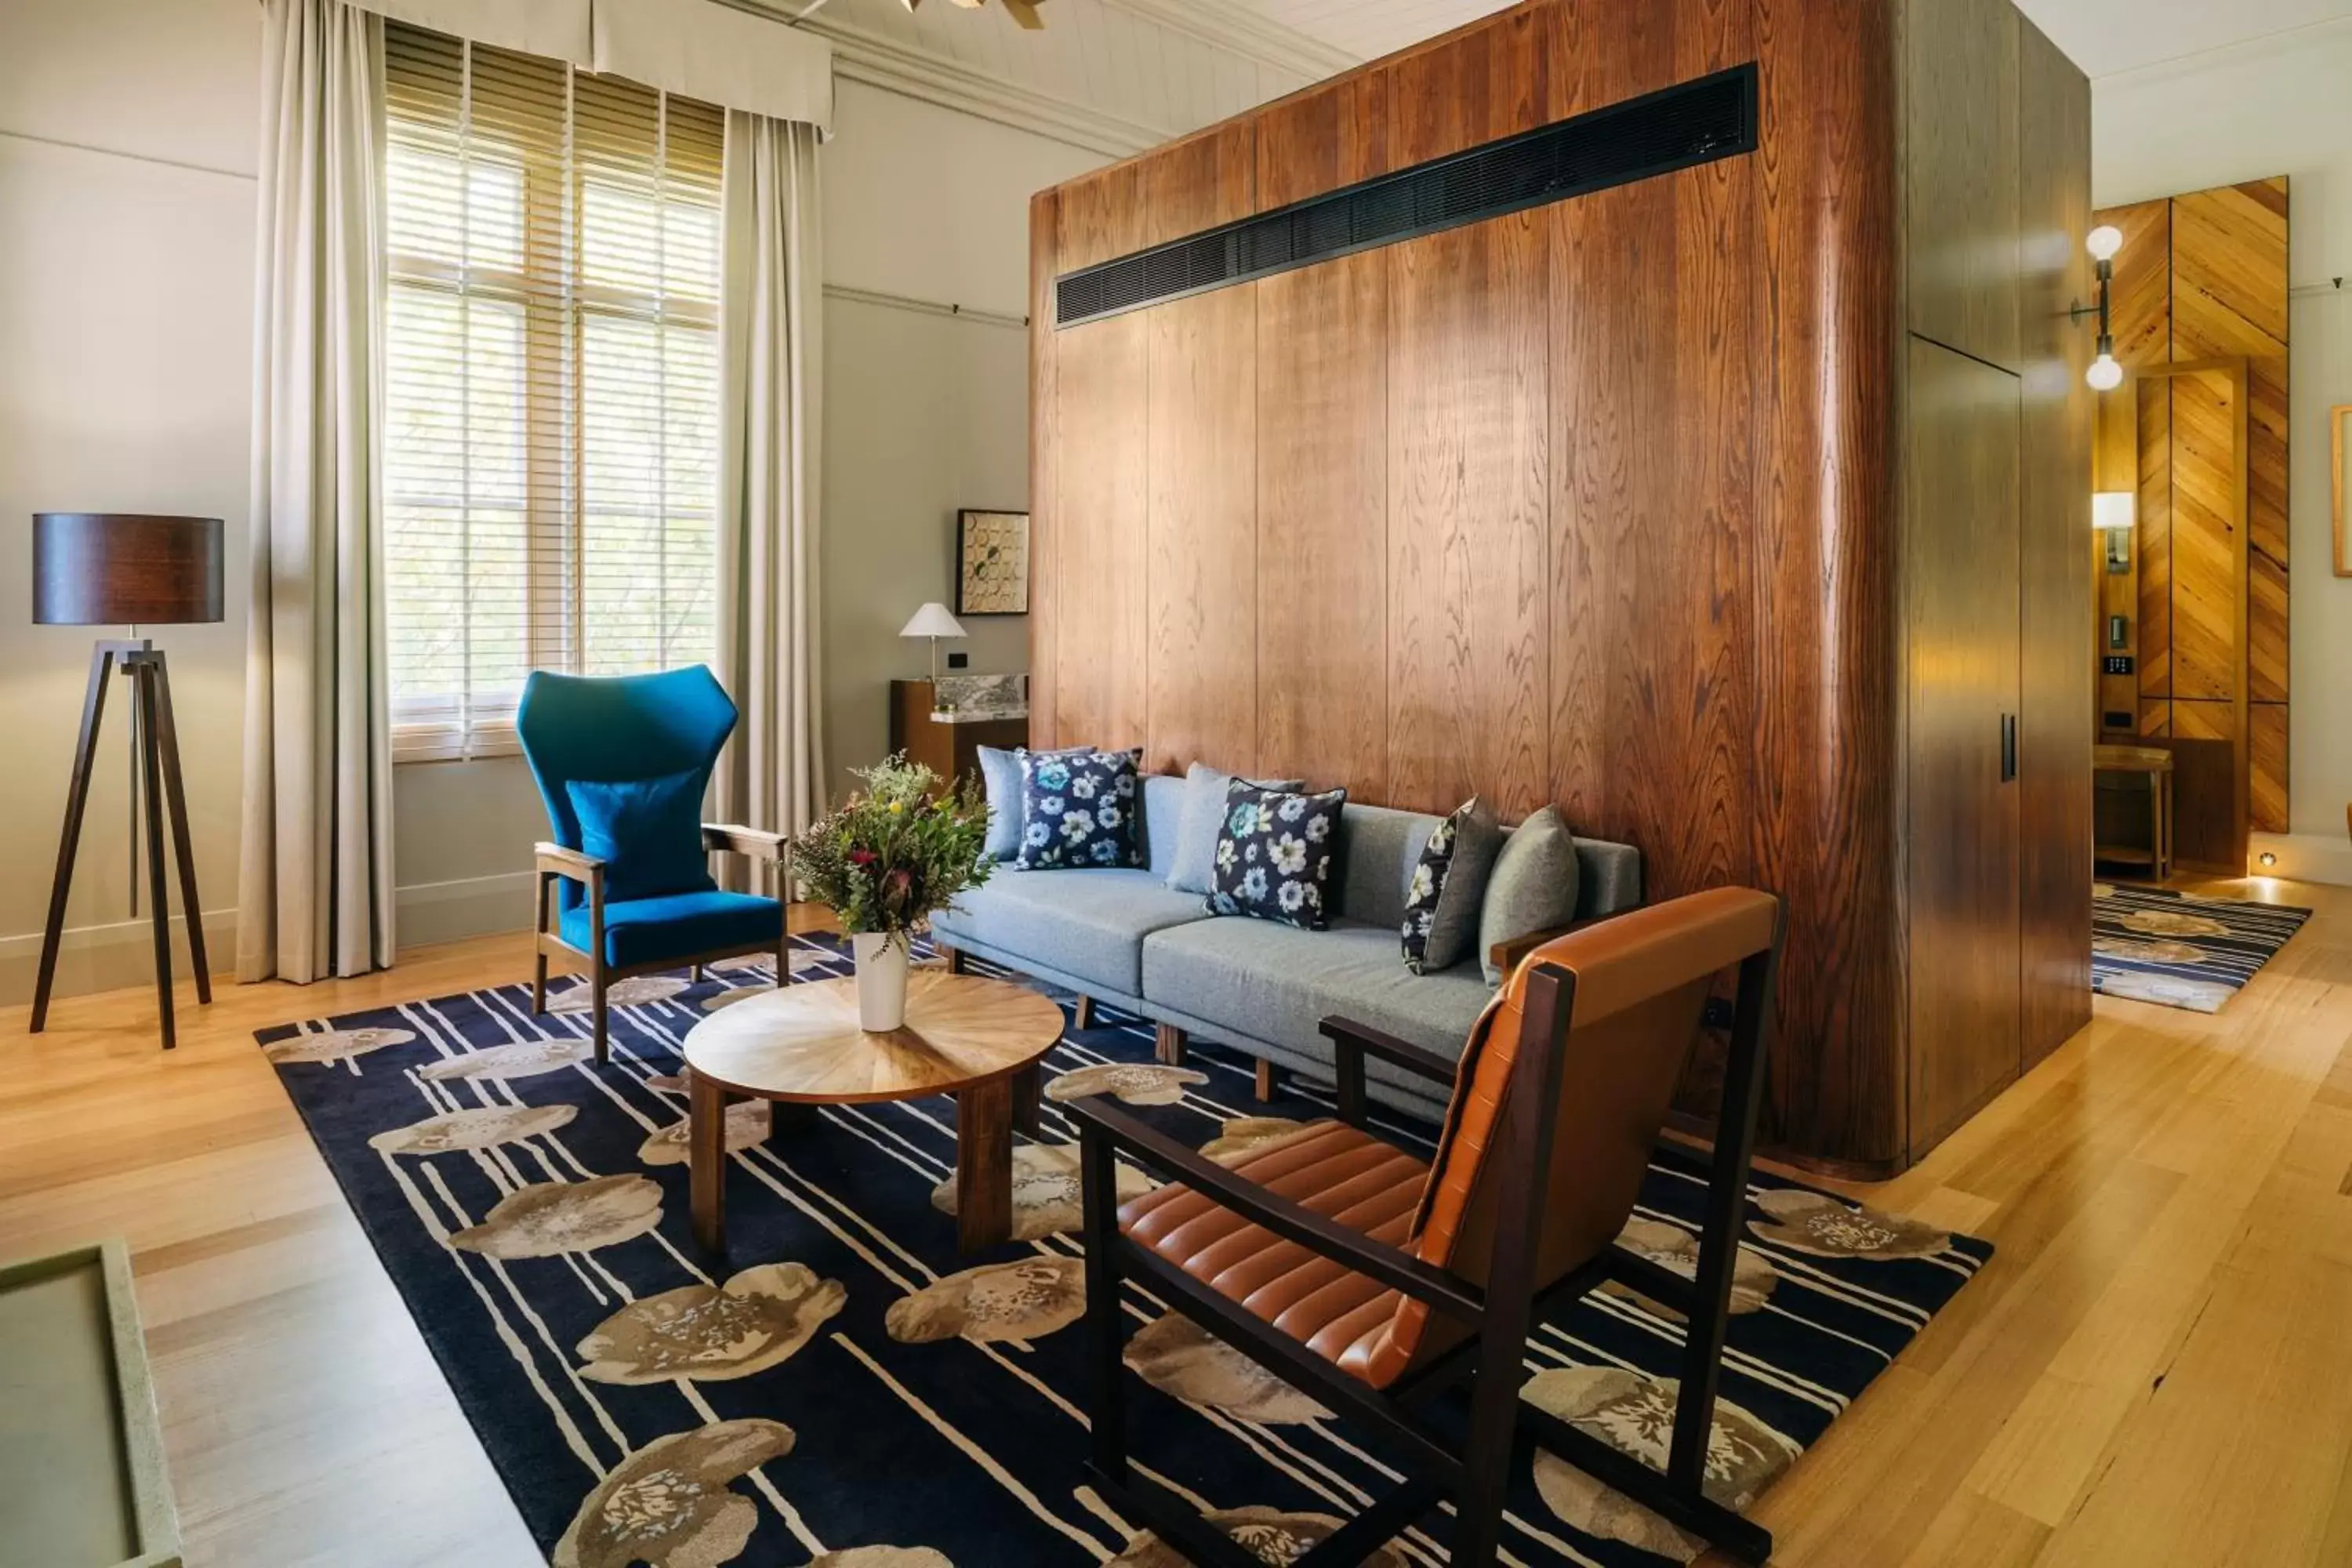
left=1014, top=746, right=1143, bottom=869
left=1400, top=797, right=1503, bottom=975
left=1207, top=782, right=1347, bottom=929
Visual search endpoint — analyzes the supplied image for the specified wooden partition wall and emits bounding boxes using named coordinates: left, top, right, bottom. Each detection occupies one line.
left=2094, top=179, right=2288, bottom=857
left=1029, top=0, right=2093, bottom=1174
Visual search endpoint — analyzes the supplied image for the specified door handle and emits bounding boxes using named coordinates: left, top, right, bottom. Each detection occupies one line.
left=2001, top=713, right=2017, bottom=782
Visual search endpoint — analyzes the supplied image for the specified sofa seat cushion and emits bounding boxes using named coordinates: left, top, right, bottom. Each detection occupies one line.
left=558, top=889, right=782, bottom=968
left=1119, top=1120, right=1425, bottom=1385
left=1142, top=917, right=1496, bottom=1065
left=932, top=869, right=1212, bottom=997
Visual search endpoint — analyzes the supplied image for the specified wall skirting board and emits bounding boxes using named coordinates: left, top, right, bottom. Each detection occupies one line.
left=2247, top=832, right=2352, bottom=887
left=0, top=873, right=539, bottom=1008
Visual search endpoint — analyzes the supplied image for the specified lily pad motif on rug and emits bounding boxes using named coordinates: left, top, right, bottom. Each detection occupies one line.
left=2090, top=883, right=2310, bottom=1013
left=256, top=932, right=1991, bottom=1568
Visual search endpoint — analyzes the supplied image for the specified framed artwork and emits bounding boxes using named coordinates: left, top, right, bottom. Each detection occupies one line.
left=955, top=509, right=1030, bottom=615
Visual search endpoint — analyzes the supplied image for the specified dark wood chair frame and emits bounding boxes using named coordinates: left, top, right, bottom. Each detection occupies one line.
left=532, top=826, right=792, bottom=1062
left=1067, top=922, right=1784, bottom=1568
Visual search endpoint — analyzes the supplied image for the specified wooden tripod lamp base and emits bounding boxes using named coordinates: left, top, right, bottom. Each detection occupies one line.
left=28, top=514, right=225, bottom=1050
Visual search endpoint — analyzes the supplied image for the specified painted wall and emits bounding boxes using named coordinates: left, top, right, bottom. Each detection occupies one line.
left=2093, top=18, right=2352, bottom=884
left=0, top=0, right=257, bottom=1004
left=0, top=1, right=1102, bottom=1002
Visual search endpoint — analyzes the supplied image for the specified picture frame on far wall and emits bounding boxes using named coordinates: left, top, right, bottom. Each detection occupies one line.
left=955, top=509, right=1030, bottom=615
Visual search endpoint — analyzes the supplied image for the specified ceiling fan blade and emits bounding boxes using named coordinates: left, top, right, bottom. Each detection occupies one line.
left=946, top=0, right=985, bottom=8
left=1002, top=0, right=1045, bottom=27
left=898, top=0, right=921, bottom=11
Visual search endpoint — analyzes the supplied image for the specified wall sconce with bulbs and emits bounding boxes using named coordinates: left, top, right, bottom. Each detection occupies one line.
left=2092, top=490, right=2135, bottom=572
left=2078, top=224, right=2125, bottom=390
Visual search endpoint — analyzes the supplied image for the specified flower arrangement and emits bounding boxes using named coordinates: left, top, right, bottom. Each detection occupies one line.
left=789, top=753, right=995, bottom=949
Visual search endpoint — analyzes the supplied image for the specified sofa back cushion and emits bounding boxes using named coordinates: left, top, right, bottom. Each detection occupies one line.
left=1330, top=803, right=1439, bottom=929
left=1141, top=773, right=1187, bottom=880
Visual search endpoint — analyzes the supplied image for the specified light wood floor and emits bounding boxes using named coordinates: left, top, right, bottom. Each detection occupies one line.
left=2, top=886, right=2346, bottom=1567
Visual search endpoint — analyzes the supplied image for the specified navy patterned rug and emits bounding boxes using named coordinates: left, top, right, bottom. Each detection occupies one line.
left=257, top=936, right=1991, bottom=1567
left=2091, top=883, right=2312, bottom=1013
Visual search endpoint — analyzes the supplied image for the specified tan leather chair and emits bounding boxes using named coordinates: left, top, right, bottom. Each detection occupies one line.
left=1069, top=885, right=1785, bottom=1568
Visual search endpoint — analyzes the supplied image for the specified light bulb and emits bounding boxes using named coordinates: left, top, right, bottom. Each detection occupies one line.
left=2086, top=224, right=2123, bottom=262
left=2086, top=353, right=2124, bottom=391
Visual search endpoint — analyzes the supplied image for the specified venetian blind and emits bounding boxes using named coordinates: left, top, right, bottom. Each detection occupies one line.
left=383, top=21, right=724, bottom=760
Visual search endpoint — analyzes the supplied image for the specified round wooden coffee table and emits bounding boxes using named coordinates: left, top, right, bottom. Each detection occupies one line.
left=682, top=970, right=1064, bottom=1254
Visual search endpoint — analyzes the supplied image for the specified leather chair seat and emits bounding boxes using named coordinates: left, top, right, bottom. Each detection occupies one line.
left=1118, top=1120, right=1430, bottom=1388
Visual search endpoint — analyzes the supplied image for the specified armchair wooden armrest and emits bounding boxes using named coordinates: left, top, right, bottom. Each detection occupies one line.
left=1317, top=1014, right=1458, bottom=1127
left=1065, top=1091, right=1484, bottom=1320
left=1485, top=913, right=1617, bottom=978
left=534, top=841, right=605, bottom=886
left=702, top=822, right=787, bottom=860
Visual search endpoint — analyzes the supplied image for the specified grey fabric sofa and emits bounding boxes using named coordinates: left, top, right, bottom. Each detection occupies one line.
left=929, top=775, right=1643, bottom=1116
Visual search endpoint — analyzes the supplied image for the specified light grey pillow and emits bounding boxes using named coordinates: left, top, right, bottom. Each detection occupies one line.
left=1478, top=804, right=1581, bottom=985
left=1401, top=798, right=1503, bottom=974
left=1166, top=762, right=1305, bottom=894
left=977, top=746, right=1024, bottom=861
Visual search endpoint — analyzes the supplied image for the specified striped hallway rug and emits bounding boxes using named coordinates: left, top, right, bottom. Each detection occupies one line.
left=258, top=936, right=1990, bottom=1567
left=2091, top=883, right=2312, bottom=1013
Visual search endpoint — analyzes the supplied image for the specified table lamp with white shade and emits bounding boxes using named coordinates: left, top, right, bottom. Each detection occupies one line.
left=900, top=601, right=968, bottom=684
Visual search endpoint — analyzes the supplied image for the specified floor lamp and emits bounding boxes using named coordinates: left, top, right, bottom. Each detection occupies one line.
left=30, top=514, right=224, bottom=1049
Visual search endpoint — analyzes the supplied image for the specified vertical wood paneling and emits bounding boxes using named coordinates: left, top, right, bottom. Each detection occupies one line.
left=2016, top=18, right=2093, bottom=1068
left=1256, top=253, right=1388, bottom=795
left=1904, top=337, right=2023, bottom=1152
left=1145, top=286, right=1258, bottom=776
left=2169, top=367, right=2242, bottom=702
left=1750, top=0, right=1903, bottom=1166
left=1027, top=192, right=1060, bottom=750
left=1140, top=120, right=1259, bottom=777
left=2099, top=198, right=2171, bottom=368
left=1547, top=0, right=1756, bottom=909
left=1904, top=0, right=2021, bottom=370
left=2136, top=378, right=2172, bottom=701
left=1254, top=71, right=1388, bottom=210
left=1374, top=2, right=1548, bottom=172
left=1054, top=162, right=1142, bottom=273
left=1054, top=315, right=1150, bottom=750
left=2251, top=703, right=2287, bottom=835
left=1385, top=212, right=1549, bottom=818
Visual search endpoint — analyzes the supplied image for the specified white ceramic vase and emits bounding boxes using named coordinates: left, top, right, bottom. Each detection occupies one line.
left=853, top=931, right=909, bottom=1032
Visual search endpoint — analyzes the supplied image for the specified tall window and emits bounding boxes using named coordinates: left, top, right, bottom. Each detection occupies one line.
left=383, top=24, right=724, bottom=760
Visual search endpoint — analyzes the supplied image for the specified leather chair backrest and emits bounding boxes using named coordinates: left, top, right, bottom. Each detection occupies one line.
left=1370, top=887, right=1779, bottom=1381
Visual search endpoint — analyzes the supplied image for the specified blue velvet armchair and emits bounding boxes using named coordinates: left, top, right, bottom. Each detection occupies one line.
left=516, top=666, right=789, bottom=1060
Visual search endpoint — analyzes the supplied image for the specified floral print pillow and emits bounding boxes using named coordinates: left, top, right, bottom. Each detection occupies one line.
left=1014, top=746, right=1144, bottom=870
left=1400, top=797, right=1502, bottom=975
left=1207, top=782, right=1347, bottom=930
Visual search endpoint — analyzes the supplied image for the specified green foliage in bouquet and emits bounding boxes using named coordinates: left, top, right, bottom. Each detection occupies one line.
left=790, top=753, right=994, bottom=946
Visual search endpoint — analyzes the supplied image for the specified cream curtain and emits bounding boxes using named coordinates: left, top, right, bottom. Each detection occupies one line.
left=714, top=110, right=826, bottom=895
left=238, top=0, right=397, bottom=982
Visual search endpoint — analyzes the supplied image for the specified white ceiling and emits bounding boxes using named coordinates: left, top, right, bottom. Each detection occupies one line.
left=774, top=0, right=2352, bottom=162
left=2009, top=0, right=2352, bottom=78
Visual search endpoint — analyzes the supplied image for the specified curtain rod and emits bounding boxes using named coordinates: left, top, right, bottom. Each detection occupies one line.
left=824, top=283, right=1029, bottom=329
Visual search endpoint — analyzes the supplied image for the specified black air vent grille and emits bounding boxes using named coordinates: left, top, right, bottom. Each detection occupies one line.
left=1056, top=62, right=1759, bottom=328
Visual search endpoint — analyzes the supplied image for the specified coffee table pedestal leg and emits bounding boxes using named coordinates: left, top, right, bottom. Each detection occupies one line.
left=956, top=1076, right=1016, bottom=1252
left=690, top=1072, right=731, bottom=1252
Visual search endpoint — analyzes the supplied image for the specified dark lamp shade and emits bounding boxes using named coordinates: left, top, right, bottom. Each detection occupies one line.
left=32, top=514, right=224, bottom=626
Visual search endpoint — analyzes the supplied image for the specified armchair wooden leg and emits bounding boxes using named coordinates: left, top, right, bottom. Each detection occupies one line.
left=1014, top=1063, right=1042, bottom=1137
left=776, top=931, right=791, bottom=989
left=1154, top=1023, right=1186, bottom=1066
left=532, top=949, right=547, bottom=1015
left=1254, top=1058, right=1279, bottom=1102
left=1077, top=1122, right=1131, bottom=1483
left=691, top=962, right=705, bottom=982
left=942, top=942, right=968, bottom=976
left=590, top=966, right=611, bottom=1065
left=1073, top=994, right=1096, bottom=1030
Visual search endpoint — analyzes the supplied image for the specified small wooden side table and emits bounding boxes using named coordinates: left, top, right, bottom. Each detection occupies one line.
left=681, top=971, right=1063, bottom=1253
left=2094, top=742, right=2173, bottom=881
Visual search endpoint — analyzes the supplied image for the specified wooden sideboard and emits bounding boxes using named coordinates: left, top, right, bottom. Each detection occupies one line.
left=889, top=681, right=1027, bottom=791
